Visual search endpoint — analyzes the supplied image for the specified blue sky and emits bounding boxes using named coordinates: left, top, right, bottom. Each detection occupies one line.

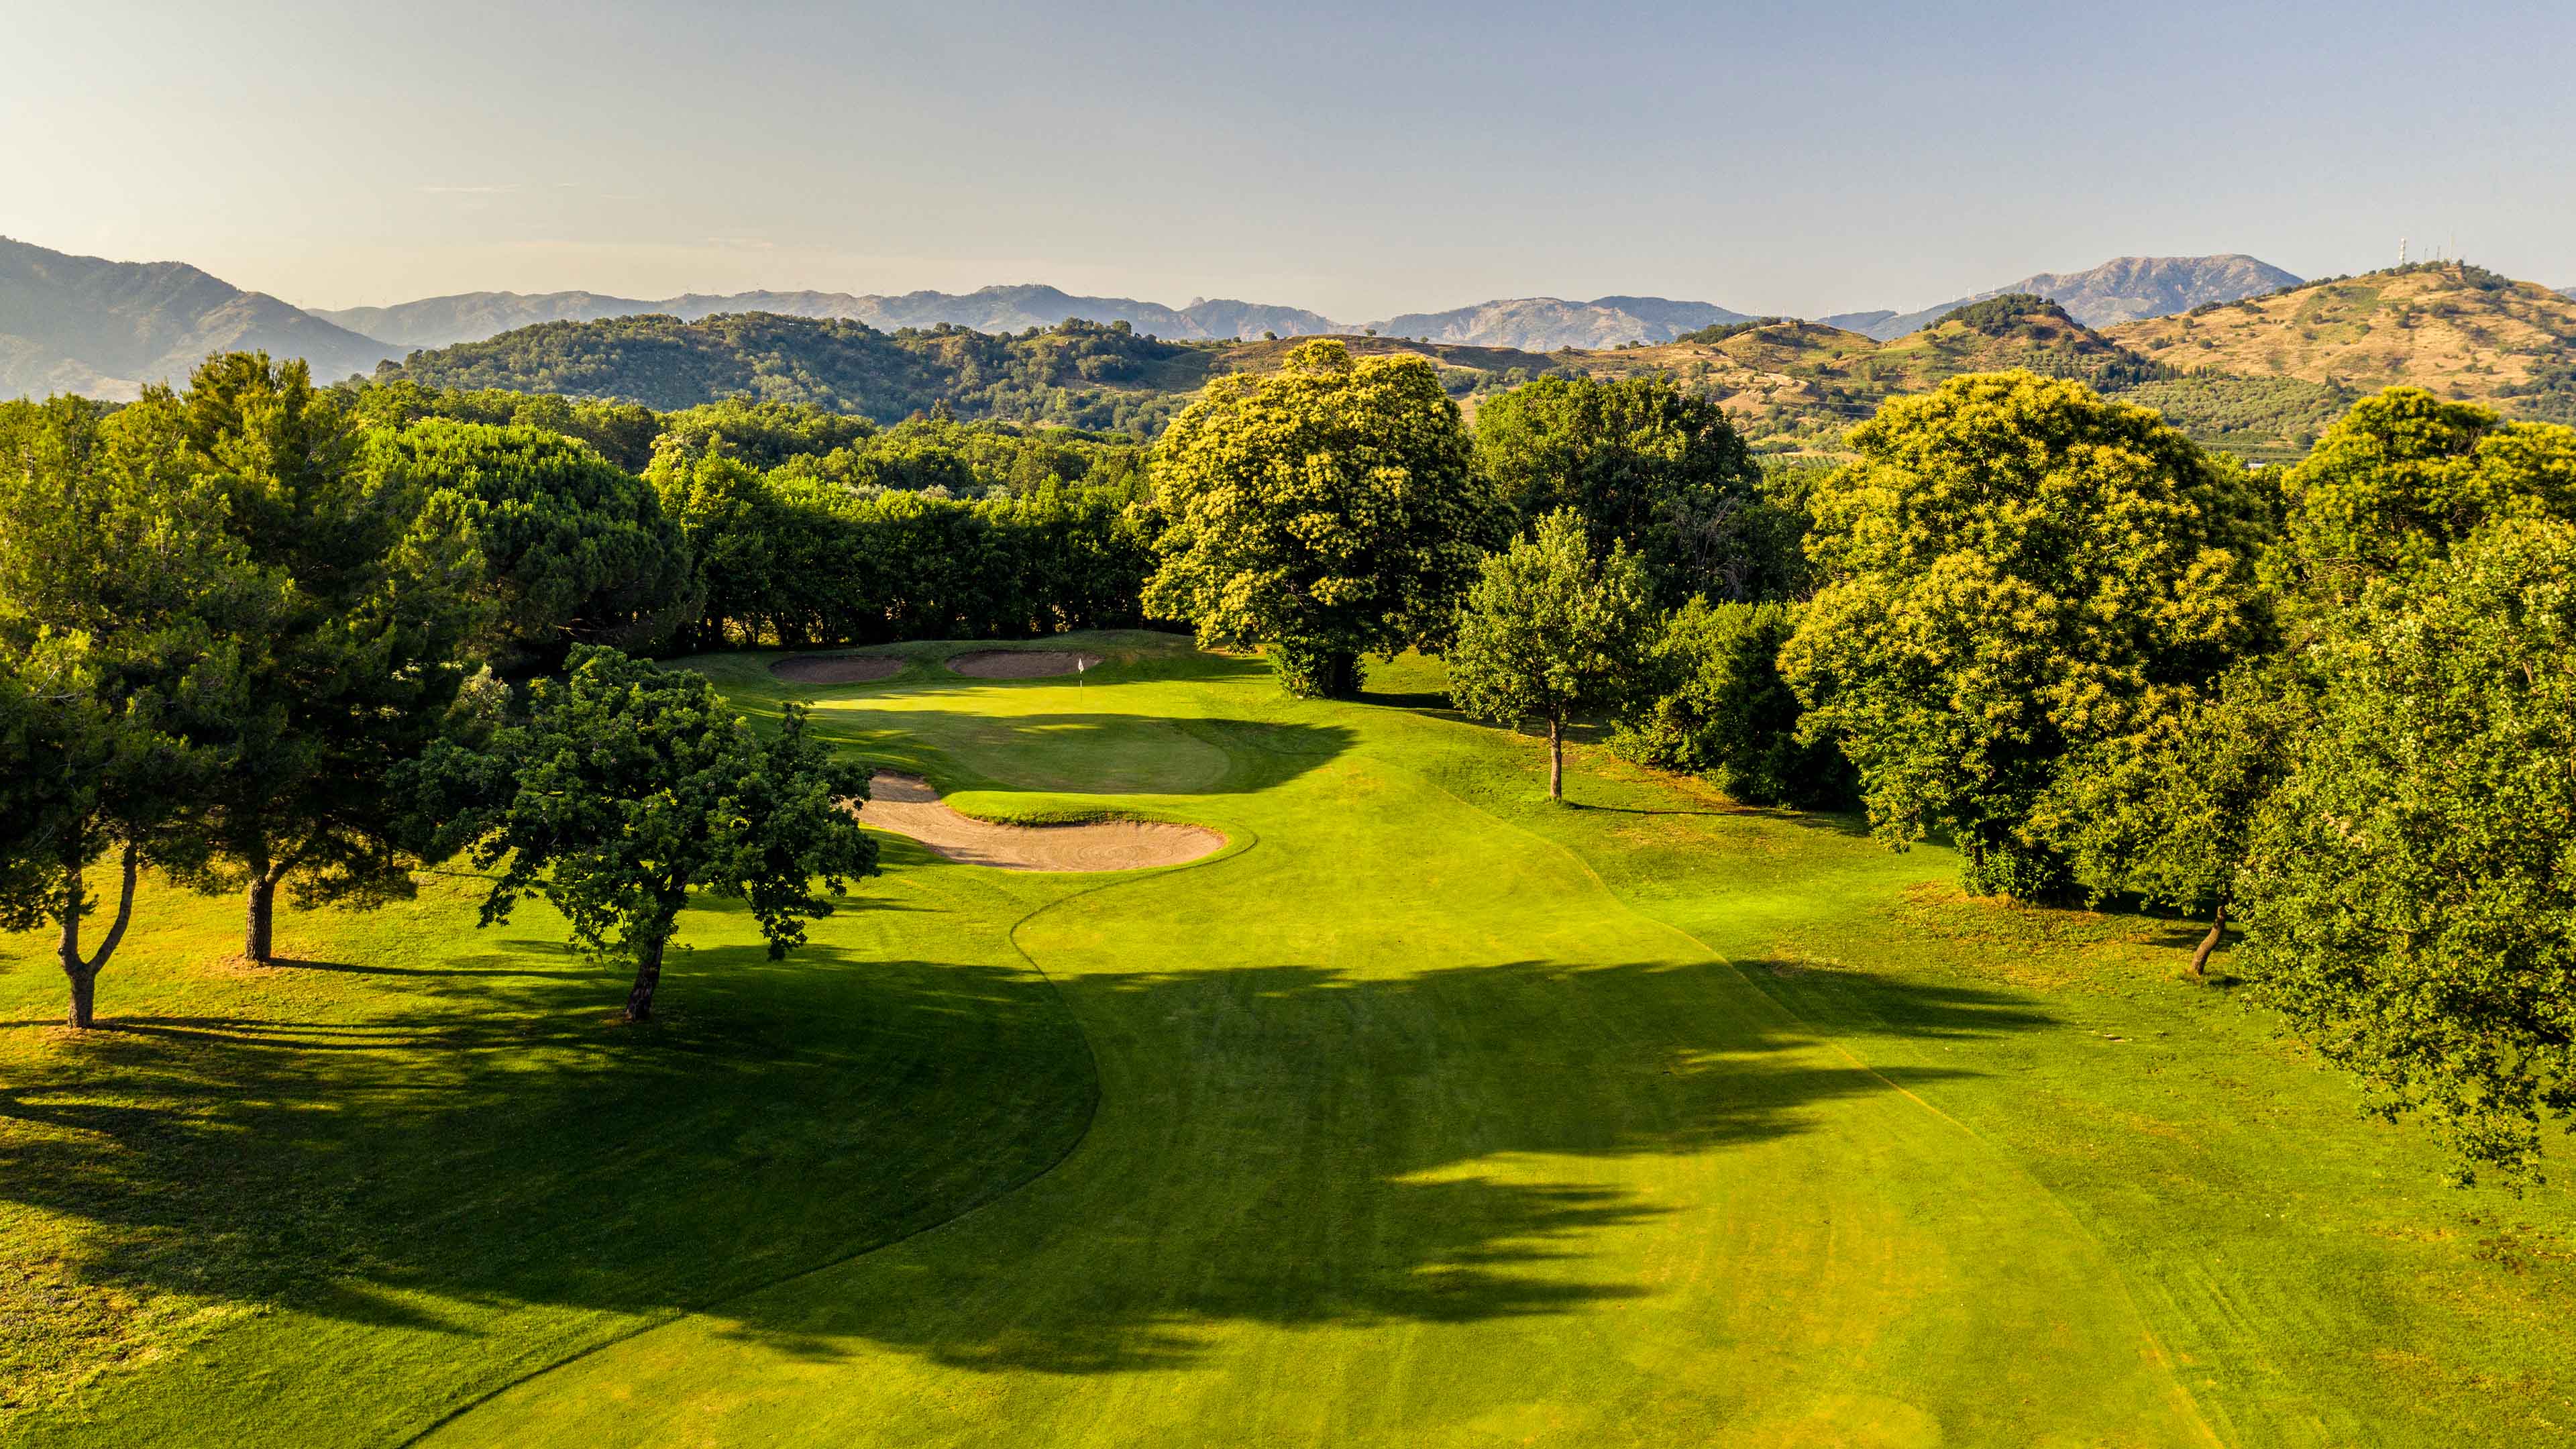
left=7, top=1, right=2570, bottom=319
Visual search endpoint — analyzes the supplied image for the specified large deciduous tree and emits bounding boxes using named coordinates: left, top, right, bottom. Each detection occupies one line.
left=0, top=396, right=267, bottom=1026
left=1143, top=339, right=1486, bottom=698
left=2237, top=518, right=2576, bottom=1183
left=1445, top=509, right=1660, bottom=800
left=1778, top=372, right=2267, bottom=898
left=415, top=646, right=878, bottom=1022
left=2275, top=387, right=2576, bottom=609
left=1472, top=373, right=1768, bottom=604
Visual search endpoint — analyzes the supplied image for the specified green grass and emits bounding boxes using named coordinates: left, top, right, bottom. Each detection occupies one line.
left=5, top=633, right=2573, bottom=1446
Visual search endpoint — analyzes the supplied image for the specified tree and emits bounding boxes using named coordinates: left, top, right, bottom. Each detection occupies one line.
left=2038, top=662, right=2304, bottom=973
left=1778, top=372, right=2269, bottom=898
left=1613, top=598, right=1854, bottom=808
left=392, top=420, right=697, bottom=671
left=169, top=356, right=475, bottom=962
left=1472, top=373, right=1765, bottom=604
left=650, top=451, right=780, bottom=649
left=2275, top=388, right=2576, bottom=609
left=2237, top=519, right=2576, bottom=1183
left=1446, top=509, right=1660, bottom=800
left=414, top=646, right=878, bottom=1022
left=1143, top=339, right=1486, bottom=697
left=0, top=396, right=266, bottom=1026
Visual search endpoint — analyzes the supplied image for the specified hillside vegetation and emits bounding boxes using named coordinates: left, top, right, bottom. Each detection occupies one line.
left=371, top=266, right=2576, bottom=460
left=378, top=313, right=1230, bottom=433
left=2110, top=262, right=2576, bottom=423
left=322, top=284, right=1340, bottom=352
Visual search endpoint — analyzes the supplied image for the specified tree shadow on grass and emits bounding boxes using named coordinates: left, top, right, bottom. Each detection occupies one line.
left=0, top=923, right=2058, bottom=1405
left=682, top=953, right=2055, bottom=1376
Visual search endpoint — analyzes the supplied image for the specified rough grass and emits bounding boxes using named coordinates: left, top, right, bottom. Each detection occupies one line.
left=3, top=633, right=2573, bottom=1446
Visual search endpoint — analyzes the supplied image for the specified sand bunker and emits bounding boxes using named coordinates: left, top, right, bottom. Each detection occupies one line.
left=855, top=773, right=1223, bottom=872
left=770, top=654, right=905, bottom=685
left=945, top=649, right=1107, bottom=680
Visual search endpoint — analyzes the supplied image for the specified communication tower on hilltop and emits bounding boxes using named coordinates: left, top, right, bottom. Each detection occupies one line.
left=2399, top=236, right=2409, bottom=266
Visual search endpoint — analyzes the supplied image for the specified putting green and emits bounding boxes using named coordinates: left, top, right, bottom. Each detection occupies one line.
left=5, top=635, right=2572, bottom=1447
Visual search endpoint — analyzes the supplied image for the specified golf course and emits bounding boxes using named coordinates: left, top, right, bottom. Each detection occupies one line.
left=5, top=633, right=2573, bottom=1447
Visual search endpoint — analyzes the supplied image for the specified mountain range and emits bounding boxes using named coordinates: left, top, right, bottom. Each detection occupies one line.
left=0, top=235, right=2357, bottom=400
left=315, top=284, right=1342, bottom=352
left=1819, top=254, right=2304, bottom=340
left=0, top=235, right=396, bottom=400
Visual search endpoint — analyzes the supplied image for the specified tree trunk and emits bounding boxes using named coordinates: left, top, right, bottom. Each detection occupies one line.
left=1548, top=712, right=1565, bottom=801
left=625, top=933, right=667, bottom=1023
left=66, top=966, right=97, bottom=1030
left=58, top=843, right=138, bottom=1030
left=244, top=869, right=278, bottom=963
left=2189, top=902, right=2227, bottom=977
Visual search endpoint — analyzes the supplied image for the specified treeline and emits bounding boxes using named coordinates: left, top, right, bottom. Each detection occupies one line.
left=374, top=314, right=1220, bottom=434
left=352, top=384, right=1161, bottom=657
left=0, top=359, right=1162, bottom=1030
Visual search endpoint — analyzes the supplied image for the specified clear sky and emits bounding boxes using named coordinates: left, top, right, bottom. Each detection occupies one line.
left=7, top=1, right=2571, bottom=322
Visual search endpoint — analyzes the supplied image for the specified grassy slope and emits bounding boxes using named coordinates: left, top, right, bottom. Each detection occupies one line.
left=7, top=635, right=2575, bottom=1445
left=2110, top=268, right=2576, bottom=410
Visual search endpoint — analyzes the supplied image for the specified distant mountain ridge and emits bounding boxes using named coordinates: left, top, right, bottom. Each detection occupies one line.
left=0, top=235, right=396, bottom=400
left=1363, top=296, right=1749, bottom=350
left=315, top=284, right=1344, bottom=352
left=327, top=286, right=1754, bottom=354
left=1821, top=254, right=2302, bottom=340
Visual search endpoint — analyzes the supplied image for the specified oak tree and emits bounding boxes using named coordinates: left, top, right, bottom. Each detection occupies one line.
left=415, top=646, right=877, bottom=1022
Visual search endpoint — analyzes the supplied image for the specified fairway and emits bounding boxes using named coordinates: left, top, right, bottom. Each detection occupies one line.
left=5, top=635, right=2573, bottom=1446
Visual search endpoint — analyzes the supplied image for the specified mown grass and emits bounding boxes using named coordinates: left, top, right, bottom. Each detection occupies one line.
left=4, top=633, right=2573, bottom=1446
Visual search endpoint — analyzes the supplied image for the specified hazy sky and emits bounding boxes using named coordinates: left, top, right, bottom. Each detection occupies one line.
left=8, top=1, right=2571, bottom=321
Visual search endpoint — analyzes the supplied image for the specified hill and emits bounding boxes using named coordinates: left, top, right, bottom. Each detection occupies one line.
left=2107, top=262, right=2576, bottom=424
left=1576, top=296, right=2181, bottom=444
left=1364, top=295, right=1748, bottom=350
left=364, top=266, right=2576, bottom=459
left=374, top=312, right=1232, bottom=433
left=0, top=235, right=397, bottom=399
left=1823, top=254, right=2301, bottom=340
left=366, top=299, right=2351, bottom=459
left=330, top=284, right=1757, bottom=355
left=317, top=284, right=1342, bottom=351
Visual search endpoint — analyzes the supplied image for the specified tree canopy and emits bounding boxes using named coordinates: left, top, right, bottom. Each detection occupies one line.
left=1445, top=509, right=1660, bottom=800
left=2275, top=387, right=2576, bottom=608
left=1613, top=598, right=1852, bottom=808
left=158, top=357, right=476, bottom=961
left=0, top=394, right=269, bottom=1022
left=414, top=646, right=878, bottom=1022
left=2038, top=661, right=2304, bottom=971
left=1144, top=339, right=1487, bottom=696
left=1779, top=371, right=2267, bottom=897
left=392, top=419, right=699, bottom=671
left=1470, top=374, right=1766, bottom=604
left=2238, top=518, right=2576, bottom=1182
